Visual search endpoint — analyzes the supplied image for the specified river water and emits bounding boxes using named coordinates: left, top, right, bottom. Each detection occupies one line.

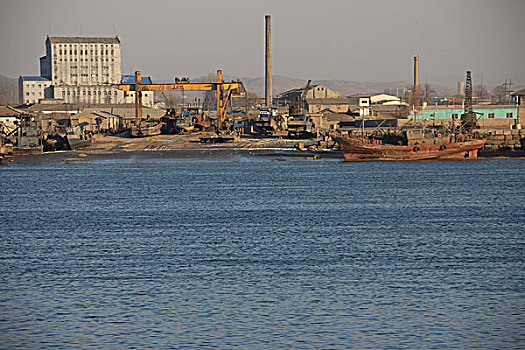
left=1, top=155, right=524, bottom=349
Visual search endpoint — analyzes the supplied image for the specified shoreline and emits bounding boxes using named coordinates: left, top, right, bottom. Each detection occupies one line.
left=4, top=133, right=525, bottom=165
left=6, top=148, right=525, bottom=166
left=7, top=146, right=342, bottom=165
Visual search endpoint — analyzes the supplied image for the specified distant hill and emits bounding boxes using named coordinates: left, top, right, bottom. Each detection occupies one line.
left=0, top=75, right=16, bottom=85
left=241, top=76, right=416, bottom=97
left=189, top=74, right=455, bottom=97
left=0, top=75, right=18, bottom=105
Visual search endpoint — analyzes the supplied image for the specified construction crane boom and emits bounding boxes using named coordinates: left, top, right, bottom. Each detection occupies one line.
left=117, top=82, right=243, bottom=92
left=116, top=70, right=244, bottom=131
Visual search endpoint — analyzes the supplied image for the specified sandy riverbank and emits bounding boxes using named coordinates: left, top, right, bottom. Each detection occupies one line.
left=86, top=133, right=305, bottom=153
left=7, top=133, right=329, bottom=165
left=4, top=133, right=525, bottom=165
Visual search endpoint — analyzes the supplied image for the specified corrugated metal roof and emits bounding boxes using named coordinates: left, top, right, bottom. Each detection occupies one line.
left=121, top=75, right=153, bottom=85
left=93, top=111, right=121, bottom=118
left=424, top=104, right=518, bottom=110
left=0, top=106, right=21, bottom=116
left=48, top=36, right=120, bottom=44
left=21, top=76, right=51, bottom=82
left=277, top=85, right=321, bottom=97
left=306, top=98, right=354, bottom=105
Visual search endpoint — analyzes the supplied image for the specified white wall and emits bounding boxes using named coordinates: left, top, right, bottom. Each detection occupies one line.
left=19, top=78, right=52, bottom=104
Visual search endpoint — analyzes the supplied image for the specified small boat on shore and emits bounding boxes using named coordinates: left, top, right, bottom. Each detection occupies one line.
left=12, top=115, right=44, bottom=155
left=65, top=125, right=92, bottom=150
left=200, top=133, right=236, bottom=143
left=130, top=121, right=163, bottom=137
left=334, top=128, right=485, bottom=161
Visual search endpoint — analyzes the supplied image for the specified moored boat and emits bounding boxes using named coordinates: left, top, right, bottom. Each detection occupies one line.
left=61, top=125, right=93, bottom=150
left=130, top=121, right=162, bottom=137
left=13, top=115, right=44, bottom=155
left=334, top=128, right=485, bottom=161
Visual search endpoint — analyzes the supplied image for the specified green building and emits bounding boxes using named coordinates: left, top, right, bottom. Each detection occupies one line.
left=411, top=104, right=518, bottom=120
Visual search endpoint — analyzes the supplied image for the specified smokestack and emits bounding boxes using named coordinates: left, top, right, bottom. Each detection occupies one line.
left=458, top=81, right=465, bottom=96
left=265, top=14, right=272, bottom=108
left=413, top=56, right=419, bottom=106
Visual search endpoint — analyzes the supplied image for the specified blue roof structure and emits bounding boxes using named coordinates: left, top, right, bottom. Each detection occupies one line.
left=21, top=75, right=154, bottom=85
left=21, top=76, right=51, bottom=82
left=121, top=75, right=153, bottom=85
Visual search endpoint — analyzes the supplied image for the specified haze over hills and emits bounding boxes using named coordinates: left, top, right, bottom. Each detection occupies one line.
left=0, top=75, right=19, bottom=104
left=170, top=74, right=457, bottom=98
left=4, top=73, right=522, bottom=103
left=0, top=75, right=16, bottom=84
left=242, top=76, right=420, bottom=97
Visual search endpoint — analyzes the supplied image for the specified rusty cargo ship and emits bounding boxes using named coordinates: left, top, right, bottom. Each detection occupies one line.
left=334, top=128, right=485, bottom=161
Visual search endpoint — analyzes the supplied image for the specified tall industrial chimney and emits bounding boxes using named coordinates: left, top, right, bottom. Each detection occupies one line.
left=457, top=81, right=465, bottom=96
left=413, top=56, right=419, bottom=106
left=265, top=14, right=272, bottom=108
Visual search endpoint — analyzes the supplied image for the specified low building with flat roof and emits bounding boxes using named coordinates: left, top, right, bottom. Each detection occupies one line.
left=413, top=104, right=518, bottom=120
left=411, top=104, right=520, bottom=129
left=19, top=76, right=53, bottom=104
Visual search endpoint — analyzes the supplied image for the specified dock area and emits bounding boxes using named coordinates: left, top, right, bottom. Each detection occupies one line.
left=88, top=133, right=303, bottom=153
left=6, top=132, right=337, bottom=165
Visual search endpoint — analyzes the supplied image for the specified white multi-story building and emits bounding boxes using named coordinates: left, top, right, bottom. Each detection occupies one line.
left=18, top=76, right=53, bottom=104
left=19, top=36, right=154, bottom=106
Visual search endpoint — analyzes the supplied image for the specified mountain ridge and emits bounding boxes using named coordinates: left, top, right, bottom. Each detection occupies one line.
left=155, top=74, right=456, bottom=97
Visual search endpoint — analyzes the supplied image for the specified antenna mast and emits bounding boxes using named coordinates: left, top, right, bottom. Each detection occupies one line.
left=461, top=71, right=476, bottom=130
left=464, top=71, right=473, bottom=114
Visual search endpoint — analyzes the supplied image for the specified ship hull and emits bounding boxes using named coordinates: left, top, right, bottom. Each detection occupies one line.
left=1, top=145, right=13, bottom=156
left=336, top=138, right=485, bottom=161
left=67, top=137, right=92, bottom=150
left=130, top=123, right=162, bottom=137
left=13, top=146, right=44, bottom=156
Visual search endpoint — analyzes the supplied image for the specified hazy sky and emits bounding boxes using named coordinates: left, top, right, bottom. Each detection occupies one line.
left=1, top=0, right=524, bottom=87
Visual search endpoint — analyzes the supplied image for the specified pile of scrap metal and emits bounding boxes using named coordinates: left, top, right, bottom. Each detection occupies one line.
left=248, top=108, right=281, bottom=136
left=44, top=119, right=92, bottom=151
left=286, top=115, right=315, bottom=139
left=162, top=107, right=214, bottom=135
left=117, top=70, right=245, bottom=139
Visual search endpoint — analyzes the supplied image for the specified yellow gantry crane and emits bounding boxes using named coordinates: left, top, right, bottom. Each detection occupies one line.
left=116, top=70, right=245, bottom=131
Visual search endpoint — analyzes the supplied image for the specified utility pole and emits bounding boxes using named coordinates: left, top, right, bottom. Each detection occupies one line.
left=480, top=77, right=484, bottom=100
left=509, top=78, right=512, bottom=102
left=503, top=78, right=513, bottom=103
